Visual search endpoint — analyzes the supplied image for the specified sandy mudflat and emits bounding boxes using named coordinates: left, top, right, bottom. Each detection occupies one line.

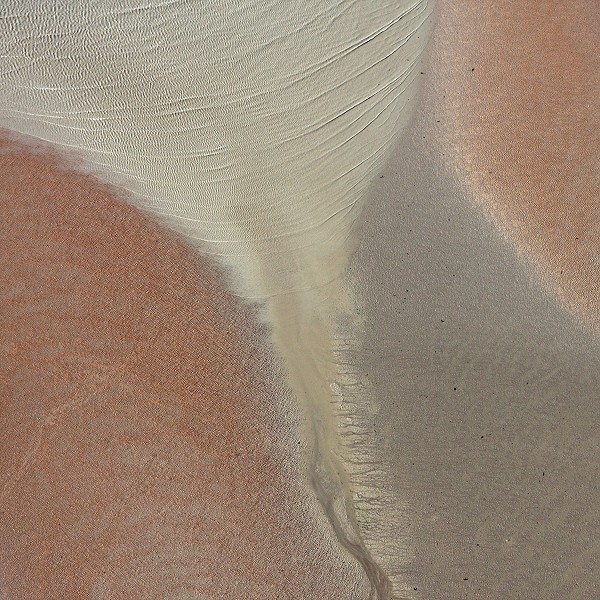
left=1, top=1, right=597, bottom=598
left=349, top=129, right=600, bottom=598
left=0, top=133, right=370, bottom=599
left=342, top=1, right=600, bottom=597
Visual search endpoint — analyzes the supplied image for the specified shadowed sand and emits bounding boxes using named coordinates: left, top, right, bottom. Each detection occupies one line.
left=347, top=128, right=600, bottom=598
left=432, top=0, right=599, bottom=329
left=0, top=134, right=370, bottom=599
left=340, top=2, right=600, bottom=597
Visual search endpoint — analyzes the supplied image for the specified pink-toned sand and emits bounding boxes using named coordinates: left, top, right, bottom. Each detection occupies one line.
left=433, top=0, right=599, bottom=328
left=0, top=133, right=367, bottom=599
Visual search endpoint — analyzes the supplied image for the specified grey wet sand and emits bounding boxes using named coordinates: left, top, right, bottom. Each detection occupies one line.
left=341, top=1, right=600, bottom=597
left=347, top=129, right=600, bottom=599
left=0, top=134, right=370, bottom=599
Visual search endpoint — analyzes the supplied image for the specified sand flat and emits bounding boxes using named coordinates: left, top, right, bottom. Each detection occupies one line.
left=349, top=132, right=600, bottom=597
left=2, top=1, right=598, bottom=597
left=0, top=3, right=435, bottom=596
left=343, top=1, right=600, bottom=596
left=0, top=133, right=370, bottom=599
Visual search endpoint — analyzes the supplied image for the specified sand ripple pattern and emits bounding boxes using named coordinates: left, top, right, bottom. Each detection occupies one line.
left=0, top=0, right=430, bottom=297
left=1, top=2, right=433, bottom=598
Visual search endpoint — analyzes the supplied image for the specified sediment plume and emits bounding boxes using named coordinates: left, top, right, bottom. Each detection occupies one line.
left=0, top=2, right=434, bottom=596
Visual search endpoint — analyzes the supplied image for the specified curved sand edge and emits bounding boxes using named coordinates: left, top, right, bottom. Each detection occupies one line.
left=0, top=133, right=371, bottom=599
left=430, top=0, right=599, bottom=331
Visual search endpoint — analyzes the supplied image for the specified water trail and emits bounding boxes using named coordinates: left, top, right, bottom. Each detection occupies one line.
left=266, top=282, right=395, bottom=599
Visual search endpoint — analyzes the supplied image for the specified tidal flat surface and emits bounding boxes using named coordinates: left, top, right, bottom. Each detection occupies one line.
left=346, top=128, right=600, bottom=598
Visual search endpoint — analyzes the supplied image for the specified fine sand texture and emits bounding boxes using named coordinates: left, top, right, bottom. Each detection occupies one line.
left=0, top=3, right=434, bottom=598
left=2, top=1, right=597, bottom=599
left=341, top=1, right=600, bottom=597
left=0, top=134, right=371, bottom=599
left=346, top=127, right=600, bottom=599
left=432, top=0, right=599, bottom=329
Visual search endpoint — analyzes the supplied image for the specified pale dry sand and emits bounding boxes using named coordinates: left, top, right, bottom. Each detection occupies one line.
left=0, top=0, right=431, bottom=299
left=0, top=134, right=370, bottom=599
